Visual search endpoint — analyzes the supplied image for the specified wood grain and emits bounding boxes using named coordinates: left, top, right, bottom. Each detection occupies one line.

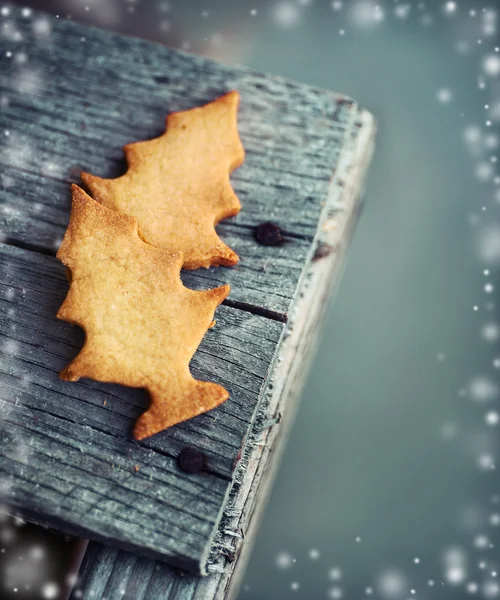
left=0, top=242, right=283, bottom=571
left=70, top=106, right=376, bottom=599
left=0, top=4, right=359, bottom=316
left=0, top=1, right=376, bottom=590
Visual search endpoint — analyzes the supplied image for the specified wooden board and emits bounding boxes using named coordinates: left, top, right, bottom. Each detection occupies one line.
left=0, top=1, right=376, bottom=584
left=0, top=3, right=358, bottom=317
left=70, top=109, right=376, bottom=600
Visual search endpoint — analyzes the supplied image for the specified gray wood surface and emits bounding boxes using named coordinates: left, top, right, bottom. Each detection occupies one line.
left=0, top=1, right=376, bottom=592
left=70, top=107, right=376, bottom=600
left=0, top=3, right=358, bottom=317
left=0, top=241, right=283, bottom=572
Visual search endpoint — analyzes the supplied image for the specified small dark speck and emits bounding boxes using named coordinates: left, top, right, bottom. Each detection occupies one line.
left=255, top=222, right=284, bottom=246
left=313, top=243, right=335, bottom=261
left=178, top=447, right=204, bottom=474
left=154, top=76, right=171, bottom=85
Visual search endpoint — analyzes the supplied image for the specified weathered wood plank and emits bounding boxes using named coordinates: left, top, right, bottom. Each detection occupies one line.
left=0, top=165, right=313, bottom=318
left=0, top=3, right=358, bottom=315
left=0, top=1, right=376, bottom=589
left=0, top=242, right=284, bottom=572
left=70, top=106, right=376, bottom=599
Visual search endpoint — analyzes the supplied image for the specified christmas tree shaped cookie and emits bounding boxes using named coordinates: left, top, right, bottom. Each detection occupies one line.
left=81, top=91, right=244, bottom=269
left=57, top=185, right=230, bottom=439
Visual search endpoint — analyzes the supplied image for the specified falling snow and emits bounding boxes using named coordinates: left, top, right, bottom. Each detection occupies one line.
left=483, top=55, right=500, bottom=78
left=468, top=377, right=498, bottom=402
left=437, top=87, right=452, bottom=103
left=275, top=551, right=294, bottom=569
left=477, top=225, right=500, bottom=265
left=272, top=2, right=301, bottom=28
left=376, top=570, right=408, bottom=598
left=2, top=3, right=500, bottom=599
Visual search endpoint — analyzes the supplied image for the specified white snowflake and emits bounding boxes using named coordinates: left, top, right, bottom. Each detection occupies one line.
left=482, top=322, right=500, bottom=342
left=273, top=2, right=301, bottom=28
left=446, top=565, right=467, bottom=584
left=469, top=377, right=498, bottom=402
left=376, top=570, right=408, bottom=598
left=29, top=545, right=45, bottom=560
left=478, top=453, right=495, bottom=470
left=482, top=9, right=497, bottom=37
left=464, top=125, right=483, bottom=148
left=275, top=551, right=293, bottom=569
left=467, top=581, right=479, bottom=593
left=308, top=548, right=320, bottom=560
left=328, top=566, right=342, bottom=580
left=486, top=411, right=500, bottom=426
left=474, top=534, right=490, bottom=549
left=32, top=17, right=51, bottom=38
left=394, top=4, right=411, bottom=19
left=483, top=55, right=500, bottom=77
left=477, top=225, right=500, bottom=265
left=484, top=580, right=500, bottom=598
left=328, top=587, right=344, bottom=599
left=291, top=581, right=300, bottom=591
left=490, top=513, right=500, bottom=526
left=332, top=1, right=343, bottom=11
left=15, top=69, right=41, bottom=96
left=437, top=88, right=452, bottom=103
left=42, top=583, right=59, bottom=599
left=486, top=134, right=498, bottom=149
left=443, top=1, right=457, bottom=16
left=475, top=161, right=494, bottom=181
left=2, top=339, right=19, bottom=355
left=14, top=52, right=27, bottom=65
left=349, top=1, right=383, bottom=30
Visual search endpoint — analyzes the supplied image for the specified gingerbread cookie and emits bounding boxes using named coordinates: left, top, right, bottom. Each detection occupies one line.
left=81, top=91, right=244, bottom=269
left=57, top=185, right=230, bottom=439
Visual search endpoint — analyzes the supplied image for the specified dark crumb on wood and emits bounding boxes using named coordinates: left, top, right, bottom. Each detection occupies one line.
left=134, top=465, right=140, bottom=472
left=254, top=222, right=284, bottom=246
left=154, top=75, right=171, bottom=85
left=313, top=243, right=336, bottom=261
left=178, top=447, right=204, bottom=474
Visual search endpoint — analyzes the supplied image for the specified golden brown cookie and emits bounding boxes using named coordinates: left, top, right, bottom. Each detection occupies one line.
left=57, top=185, right=230, bottom=439
left=81, top=91, right=244, bottom=270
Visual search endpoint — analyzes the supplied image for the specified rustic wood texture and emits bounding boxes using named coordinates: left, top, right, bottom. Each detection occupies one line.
left=70, top=107, right=376, bottom=600
left=0, top=241, right=284, bottom=572
left=0, top=3, right=358, bottom=316
left=0, top=1, right=376, bottom=591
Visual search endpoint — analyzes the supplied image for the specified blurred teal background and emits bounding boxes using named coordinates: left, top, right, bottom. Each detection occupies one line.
left=5, top=1, right=500, bottom=598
